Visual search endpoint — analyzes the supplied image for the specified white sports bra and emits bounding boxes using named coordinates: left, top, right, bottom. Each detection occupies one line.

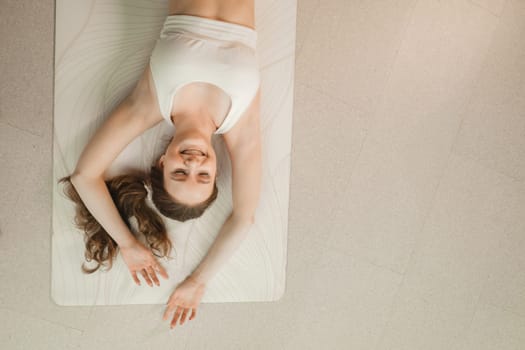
left=149, top=15, right=260, bottom=134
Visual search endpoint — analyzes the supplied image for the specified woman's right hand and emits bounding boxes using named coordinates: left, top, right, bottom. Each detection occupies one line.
left=119, top=239, right=169, bottom=287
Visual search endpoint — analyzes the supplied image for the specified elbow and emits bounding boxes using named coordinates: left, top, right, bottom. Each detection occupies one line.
left=247, top=213, right=256, bottom=225
left=69, top=172, right=87, bottom=189
left=69, top=171, right=85, bottom=186
left=244, top=216, right=256, bottom=226
left=232, top=213, right=255, bottom=226
left=69, top=172, right=103, bottom=190
left=69, top=172, right=81, bottom=185
left=70, top=171, right=102, bottom=183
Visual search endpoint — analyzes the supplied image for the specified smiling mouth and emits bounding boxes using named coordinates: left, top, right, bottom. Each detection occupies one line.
left=181, top=149, right=206, bottom=156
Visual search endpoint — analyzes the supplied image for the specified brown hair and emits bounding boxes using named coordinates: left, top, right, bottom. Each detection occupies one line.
left=57, top=154, right=219, bottom=274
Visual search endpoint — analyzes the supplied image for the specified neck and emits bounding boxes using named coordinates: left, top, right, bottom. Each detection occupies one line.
left=171, top=108, right=217, bottom=139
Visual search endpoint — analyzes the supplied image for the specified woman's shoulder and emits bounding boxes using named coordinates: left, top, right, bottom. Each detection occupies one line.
left=127, top=64, right=164, bottom=126
left=223, top=87, right=261, bottom=152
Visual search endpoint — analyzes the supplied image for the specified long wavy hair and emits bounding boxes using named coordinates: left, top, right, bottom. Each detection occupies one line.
left=57, top=139, right=219, bottom=274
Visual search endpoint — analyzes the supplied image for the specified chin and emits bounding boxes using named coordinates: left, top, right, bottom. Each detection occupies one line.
left=177, top=138, right=211, bottom=155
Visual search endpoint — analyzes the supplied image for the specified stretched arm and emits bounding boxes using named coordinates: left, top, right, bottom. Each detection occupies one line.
left=69, top=90, right=168, bottom=285
left=70, top=97, right=145, bottom=244
left=190, top=88, right=262, bottom=285
left=163, top=88, right=261, bottom=327
left=71, top=66, right=165, bottom=245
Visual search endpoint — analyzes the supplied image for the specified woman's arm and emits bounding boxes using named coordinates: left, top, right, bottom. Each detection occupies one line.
left=70, top=97, right=147, bottom=246
left=189, top=89, right=262, bottom=285
left=69, top=90, right=168, bottom=285
left=71, top=63, right=164, bottom=240
left=163, top=88, right=261, bottom=327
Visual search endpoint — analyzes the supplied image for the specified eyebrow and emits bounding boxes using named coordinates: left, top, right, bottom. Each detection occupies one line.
left=170, top=172, right=211, bottom=184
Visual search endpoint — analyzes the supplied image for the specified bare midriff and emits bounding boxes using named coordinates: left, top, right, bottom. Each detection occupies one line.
left=168, top=0, right=255, bottom=30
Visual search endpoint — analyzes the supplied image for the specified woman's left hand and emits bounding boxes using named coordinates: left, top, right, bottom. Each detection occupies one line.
left=163, top=275, right=206, bottom=328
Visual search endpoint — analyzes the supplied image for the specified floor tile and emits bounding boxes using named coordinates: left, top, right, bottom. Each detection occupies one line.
left=327, top=0, right=500, bottom=275
left=452, top=0, right=525, bottom=181
left=367, top=0, right=498, bottom=147
left=184, top=249, right=402, bottom=349
left=286, top=82, right=367, bottom=278
left=457, top=303, right=525, bottom=350
left=326, top=135, right=442, bottom=274
left=0, top=1, right=53, bottom=137
left=377, top=153, right=523, bottom=349
left=0, top=307, right=82, bottom=350
left=294, top=0, right=320, bottom=55
left=281, top=249, right=402, bottom=349
left=0, top=123, right=92, bottom=330
left=77, top=305, right=191, bottom=350
left=469, top=0, right=508, bottom=16
left=479, top=194, right=525, bottom=316
left=295, top=0, right=415, bottom=119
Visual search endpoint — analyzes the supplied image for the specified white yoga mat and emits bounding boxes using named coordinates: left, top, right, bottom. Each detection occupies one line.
left=52, top=0, right=295, bottom=305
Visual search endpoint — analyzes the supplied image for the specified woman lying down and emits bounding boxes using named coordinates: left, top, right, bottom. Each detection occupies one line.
left=58, top=0, right=261, bottom=329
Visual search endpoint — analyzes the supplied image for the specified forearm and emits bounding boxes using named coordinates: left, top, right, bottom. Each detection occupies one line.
left=190, top=214, right=253, bottom=285
left=69, top=173, right=137, bottom=248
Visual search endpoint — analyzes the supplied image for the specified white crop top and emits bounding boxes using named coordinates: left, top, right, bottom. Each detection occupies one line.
left=149, top=15, right=260, bottom=134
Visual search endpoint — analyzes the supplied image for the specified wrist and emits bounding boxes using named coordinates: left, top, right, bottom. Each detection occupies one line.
left=118, top=235, right=139, bottom=249
left=187, top=272, right=207, bottom=287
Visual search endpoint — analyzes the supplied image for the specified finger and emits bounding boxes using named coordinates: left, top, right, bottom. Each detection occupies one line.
left=147, top=267, right=160, bottom=286
left=155, top=262, right=169, bottom=280
left=140, top=269, right=153, bottom=287
left=163, top=304, right=173, bottom=321
left=189, top=308, right=197, bottom=321
left=163, top=295, right=179, bottom=320
left=180, top=308, right=189, bottom=325
left=131, top=271, right=141, bottom=286
left=170, top=306, right=183, bottom=328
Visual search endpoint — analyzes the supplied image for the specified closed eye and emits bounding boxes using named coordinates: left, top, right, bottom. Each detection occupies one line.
left=170, top=170, right=211, bottom=184
left=173, top=170, right=209, bottom=176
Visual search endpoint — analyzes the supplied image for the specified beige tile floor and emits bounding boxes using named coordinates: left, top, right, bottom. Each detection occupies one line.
left=1, top=0, right=524, bottom=349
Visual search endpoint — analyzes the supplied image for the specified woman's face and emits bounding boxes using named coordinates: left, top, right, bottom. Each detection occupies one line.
left=159, top=136, right=217, bottom=206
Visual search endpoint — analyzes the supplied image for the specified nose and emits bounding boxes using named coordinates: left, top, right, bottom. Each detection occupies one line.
left=182, top=154, right=203, bottom=167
